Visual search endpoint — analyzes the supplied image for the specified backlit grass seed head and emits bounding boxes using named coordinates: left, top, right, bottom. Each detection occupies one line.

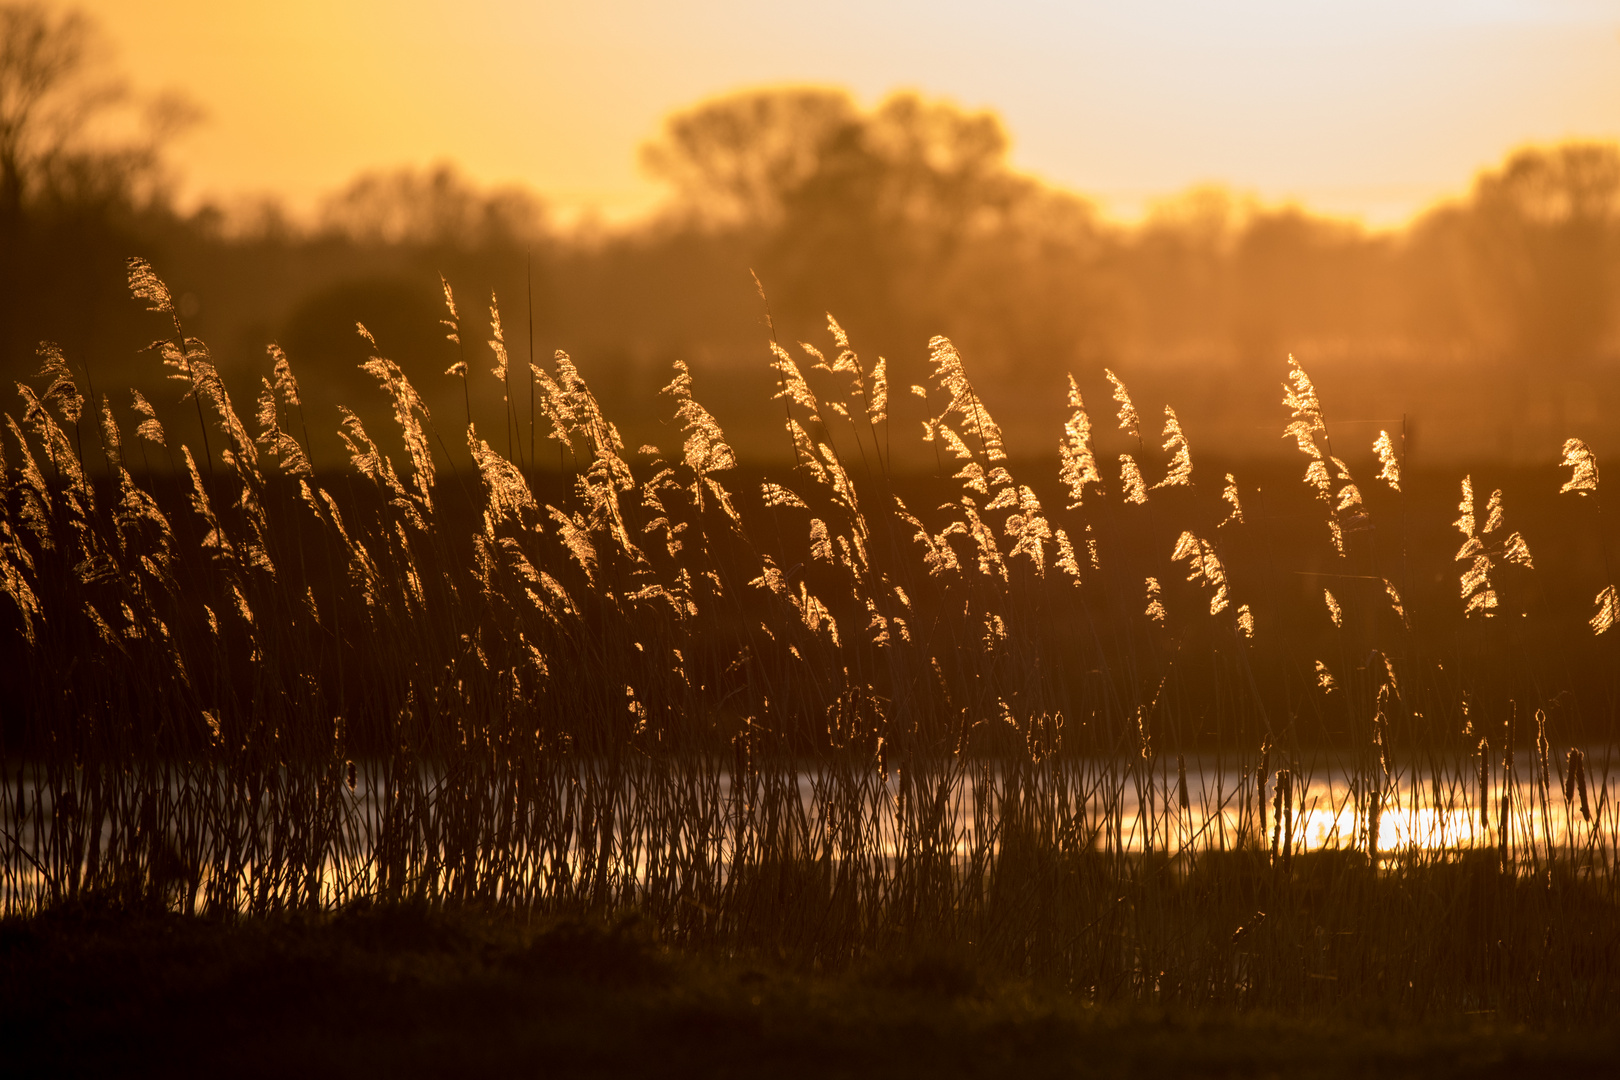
left=1501, top=529, right=1533, bottom=569
left=1104, top=368, right=1140, bottom=439
left=1282, top=354, right=1324, bottom=437
left=268, top=344, right=302, bottom=407
left=1461, top=559, right=1498, bottom=617
left=182, top=446, right=232, bottom=558
left=983, top=612, right=1008, bottom=649
left=1304, top=459, right=1332, bottom=502
left=547, top=505, right=598, bottom=582
left=793, top=582, right=839, bottom=645
left=1058, top=375, right=1103, bottom=509
left=1374, top=430, right=1401, bottom=492
left=1560, top=438, right=1599, bottom=495
left=488, top=293, right=509, bottom=382
left=1483, top=489, right=1505, bottom=535
left=1591, top=585, right=1619, bottom=635
left=929, top=335, right=970, bottom=401
left=1154, top=406, right=1192, bottom=489
left=130, top=389, right=165, bottom=447
left=1119, top=454, right=1147, bottom=505
left=896, top=498, right=959, bottom=577
left=926, top=337, right=1007, bottom=463
left=1220, top=474, right=1244, bottom=526
left=98, top=395, right=121, bottom=469
left=947, top=436, right=982, bottom=479
left=1145, top=576, right=1166, bottom=626
left=1315, top=660, right=1338, bottom=693
left=827, top=312, right=852, bottom=352
left=809, top=518, right=834, bottom=563
left=786, top=418, right=829, bottom=486
left=867, top=357, right=887, bottom=425
left=19, top=385, right=91, bottom=514
left=1236, top=604, right=1255, bottom=639
left=761, top=482, right=807, bottom=509
left=1454, top=476, right=1499, bottom=617
left=468, top=425, right=538, bottom=527
left=439, top=275, right=460, bottom=344
left=532, top=361, right=576, bottom=449
left=663, top=359, right=737, bottom=481
left=255, top=379, right=311, bottom=478
left=1302, top=463, right=1328, bottom=514
left=3, top=571, right=42, bottom=635
left=1375, top=651, right=1400, bottom=698
left=959, top=500, right=1008, bottom=581
left=864, top=596, right=893, bottom=646
left=1005, top=485, right=1052, bottom=575
left=8, top=414, right=54, bottom=544
left=35, top=343, right=83, bottom=425
left=1054, top=528, right=1082, bottom=583
left=337, top=407, right=420, bottom=530
left=770, top=343, right=817, bottom=411
left=127, top=257, right=175, bottom=315
left=1384, top=579, right=1410, bottom=629
left=1285, top=419, right=1323, bottom=459
left=358, top=349, right=434, bottom=511
left=1324, top=589, right=1343, bottom=628
left=1455, top=476, right=1477, bottom=538
left=1334, top=482, right=1363, bottom=516
left=167, top=344, right=235, bottom=448
left=1172, top=531, right=1229, bottom=614
left=800, top=339, right=830, bottom=372
left=749, top=556, right=789, bottom=596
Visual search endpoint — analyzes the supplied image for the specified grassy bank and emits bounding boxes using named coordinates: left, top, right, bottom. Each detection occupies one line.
left=3, top=901, right=1613, bottom=1078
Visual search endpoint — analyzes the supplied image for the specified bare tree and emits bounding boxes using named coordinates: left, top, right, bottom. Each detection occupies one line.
left=0, top=3, right=100, bottom=222
left=0, top=3, right=197, bottom=229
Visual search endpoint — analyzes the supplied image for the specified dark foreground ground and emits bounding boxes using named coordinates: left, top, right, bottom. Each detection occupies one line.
left=2, top=902, right=1613, bottom=1079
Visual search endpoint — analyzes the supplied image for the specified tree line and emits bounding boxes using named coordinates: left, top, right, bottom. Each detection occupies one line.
left=2, top=3, right=1617, bottom=464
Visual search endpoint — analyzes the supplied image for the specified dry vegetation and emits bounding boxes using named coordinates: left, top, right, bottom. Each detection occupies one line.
left=2, top=260, right=1619, bottom=1028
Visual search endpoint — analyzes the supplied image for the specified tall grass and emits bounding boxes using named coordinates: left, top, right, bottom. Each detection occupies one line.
left=1, top=259, right=1618, bottom=1024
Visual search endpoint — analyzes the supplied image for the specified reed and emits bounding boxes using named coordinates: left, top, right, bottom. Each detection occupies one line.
left=1, top=262, right=1618, bottom=1025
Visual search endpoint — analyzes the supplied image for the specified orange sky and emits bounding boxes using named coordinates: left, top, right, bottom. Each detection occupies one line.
left=72, top=0, right=1620, bottom=227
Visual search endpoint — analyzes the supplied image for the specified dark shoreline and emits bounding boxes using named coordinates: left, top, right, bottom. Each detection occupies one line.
left=3, top=901, right=1612, bottom=1079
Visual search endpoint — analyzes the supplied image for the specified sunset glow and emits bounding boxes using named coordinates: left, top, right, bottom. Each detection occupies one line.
left=10, top=0, right=1620, bottom=1057
left=74, top=0, right=1620, bottom=224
